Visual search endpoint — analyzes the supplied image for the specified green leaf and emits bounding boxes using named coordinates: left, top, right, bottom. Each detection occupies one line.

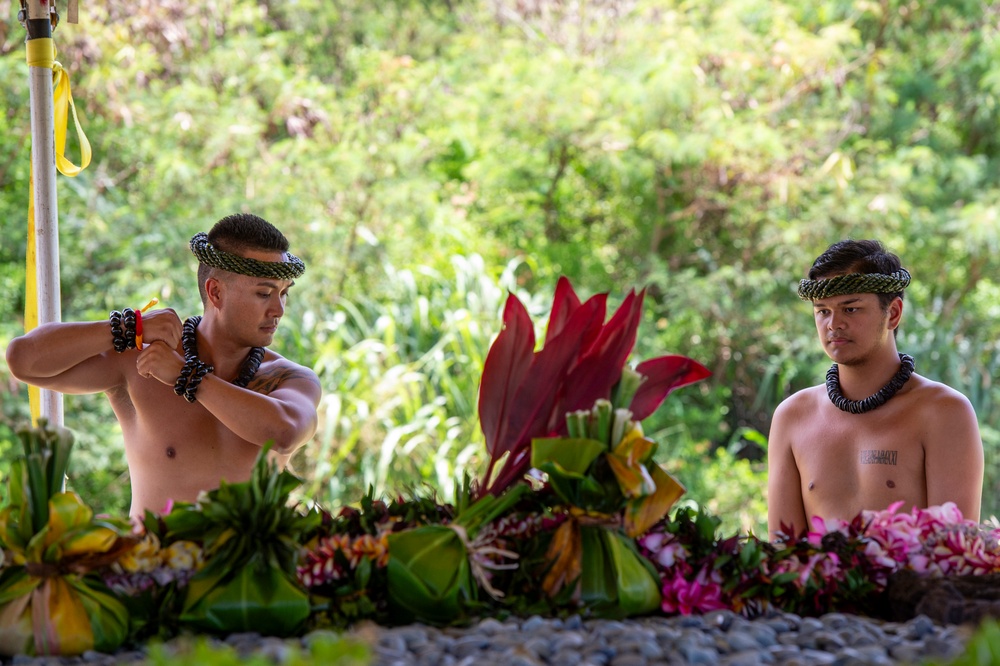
left=386, top=525, right=472, bottom=624
left=603, top=530, right=661, bottom=617
left=537, top=460, right=607, bottom=507
left=0, top=567, right=40, bottom=606
left=46, top=428, right=73, bottom=502
left=578, top=526, right=614, bottom=611
left=771, top=571, right=800, bottom=585
left=25, top=453, right=50, bottom=536
left=530, top=437, right=606, bottom=473
left=455, top=483, right=529, bottom=535
left=67, top=577, right=130, bottom=654
left=181, top=565, right=310, bottom=636
left=578, top=527, right=660, bottom=619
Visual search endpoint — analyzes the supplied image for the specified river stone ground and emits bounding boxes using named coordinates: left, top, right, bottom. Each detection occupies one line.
left=2, top=610, right=975, bottom=665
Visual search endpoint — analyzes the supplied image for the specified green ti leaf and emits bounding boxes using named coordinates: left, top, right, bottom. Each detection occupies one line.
left=386, top=525, right=472, bottom=624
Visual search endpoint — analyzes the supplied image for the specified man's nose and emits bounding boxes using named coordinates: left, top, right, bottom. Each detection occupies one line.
left=828, top=313, right=844, bottom=330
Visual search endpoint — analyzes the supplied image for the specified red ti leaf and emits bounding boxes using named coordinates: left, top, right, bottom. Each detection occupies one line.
left=628, top=355, right=712, bottom=421
left=552, top=289, right=644, bottom=422
left=478, top=293, right=535, bottom=460
left=504, top=296, right=606, bottom=445
left=481, top=296, right=606, bottom=496
left=544, top=276, right=582, bottom=345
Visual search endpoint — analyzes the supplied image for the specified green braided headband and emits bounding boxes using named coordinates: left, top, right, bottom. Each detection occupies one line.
left=190, top=232, right=306, bottom=280
left=797, top=269, right=910, bottom=301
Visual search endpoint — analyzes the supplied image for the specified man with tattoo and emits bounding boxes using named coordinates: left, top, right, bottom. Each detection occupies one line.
left=766, top=240, right=983, bottom=541
left=6, top=213, right=321, bottom=517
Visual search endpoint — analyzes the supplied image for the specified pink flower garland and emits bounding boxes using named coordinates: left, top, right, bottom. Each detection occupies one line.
left=639, top=503, right=1000, bottom=617
left=637, top=531, right=731, bottom=615
left=859, top=501, right=1000, bottom=577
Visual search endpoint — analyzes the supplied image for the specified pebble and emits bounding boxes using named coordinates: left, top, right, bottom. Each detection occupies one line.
left=0, top=611, right=976, bottom=665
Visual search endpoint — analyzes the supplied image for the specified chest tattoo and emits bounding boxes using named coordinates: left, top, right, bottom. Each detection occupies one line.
left=860, top=449, right=897, bottom=465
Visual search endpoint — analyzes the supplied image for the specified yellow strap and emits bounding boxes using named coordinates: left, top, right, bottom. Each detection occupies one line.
left=25, top=38, right=92, bottom=176
left=26, top=167, right=40, bottom=423
left=25, top=37, right=54, bottom=68
left=53, top=62, right=92, bottom=176
left=24, top=38, right=92, bottom=423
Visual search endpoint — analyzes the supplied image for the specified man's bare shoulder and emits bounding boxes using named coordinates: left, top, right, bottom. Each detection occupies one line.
left=769, top=384, right=827, bottom=453
left=249, top=351, right=321, bottom=396
left=905, top=373, right=976, bottom=413
left=773, top=384, right=826, bottom=420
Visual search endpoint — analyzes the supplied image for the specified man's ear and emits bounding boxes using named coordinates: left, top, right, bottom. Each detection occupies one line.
left=206, top=276, right=225, bottom=309
left=887, top=296, right=904, bottom=330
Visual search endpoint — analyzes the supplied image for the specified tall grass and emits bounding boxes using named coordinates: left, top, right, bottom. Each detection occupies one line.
left=294, top=255, right=530, bottom=505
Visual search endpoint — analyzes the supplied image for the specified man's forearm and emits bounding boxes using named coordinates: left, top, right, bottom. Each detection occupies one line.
left=191, top=375, right=318, bottom=454
left=6, top=321, right=115, bottom=381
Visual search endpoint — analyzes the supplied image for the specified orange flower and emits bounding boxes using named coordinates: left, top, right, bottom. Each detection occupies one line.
left=351, top=534, right=389, bottom=568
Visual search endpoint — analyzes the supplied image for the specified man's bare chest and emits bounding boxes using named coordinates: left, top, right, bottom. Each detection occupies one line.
left=110, top=377, right=233, bottom=444
left=791, top=412, right=926, bottom=496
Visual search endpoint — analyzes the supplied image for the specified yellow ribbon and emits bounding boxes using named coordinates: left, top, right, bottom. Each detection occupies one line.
left=24, top=38, right=92, bottom=423
left=25, top=39, right=92, bottom=176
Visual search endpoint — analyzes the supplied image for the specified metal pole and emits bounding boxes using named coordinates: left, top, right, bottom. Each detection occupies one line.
left=26, top=0, right=64, bottom=427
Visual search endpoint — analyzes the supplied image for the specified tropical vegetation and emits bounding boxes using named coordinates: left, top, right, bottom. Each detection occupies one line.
left=3, top=0, right=1000, bottom=544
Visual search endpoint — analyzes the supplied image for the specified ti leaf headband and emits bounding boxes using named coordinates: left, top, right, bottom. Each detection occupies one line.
left=797, top=269, right=910, bottom=301
left=190, top=232, right=306, bottom=280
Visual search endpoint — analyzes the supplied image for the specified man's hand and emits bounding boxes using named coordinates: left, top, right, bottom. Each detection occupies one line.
left=136, top=340, right=186, bottom=386
left=140, top=308, right=182, bottom=349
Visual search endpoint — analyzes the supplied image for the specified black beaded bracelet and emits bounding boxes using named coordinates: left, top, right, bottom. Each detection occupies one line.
left=183, top=363, right=212, bottom=403
left=173, top=360, right=196, bottom=397
left=173, top=358, right=213, bottom=403
left=122, top=308, right=137, bottom=350
left=109, top=310, right=127, bottom=352
left=110, top=309, right=139, bottom=352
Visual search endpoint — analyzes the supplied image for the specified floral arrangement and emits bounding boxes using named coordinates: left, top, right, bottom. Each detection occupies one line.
left=0, top=420, right=136, bottom=656
left=828, top=502, right=1000, bottom=579
left=637, top=501, right=1000, bottom=620
left=3, top=279, right=1000, bottom=657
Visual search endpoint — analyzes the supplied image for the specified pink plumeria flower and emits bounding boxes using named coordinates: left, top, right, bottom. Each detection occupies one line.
left=807, top=515, right=850, bottom=545
left=660, top=566, right=727, bottom=615
left=639, top=532, right=688, bottom=569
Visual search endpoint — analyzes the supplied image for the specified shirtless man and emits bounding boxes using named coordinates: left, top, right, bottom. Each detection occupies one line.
left=5, top=213, right=321, bottom=517
left=767, top=239, right=983, bottom=541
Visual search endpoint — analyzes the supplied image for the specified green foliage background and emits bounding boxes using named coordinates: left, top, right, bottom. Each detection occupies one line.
left=3, top=0, right=1000, bottom=537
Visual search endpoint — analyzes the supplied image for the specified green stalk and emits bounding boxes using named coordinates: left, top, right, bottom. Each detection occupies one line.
left=17, top=423, right=38, bottom=457
left=593, top=400, right=613, bottom=446
left=456, top=483, right=529, bottom=535
left=47, top=427, right=74, bottom=499
left=565, top=410, right=590, bottom=440
left=611, top=367, right=643, bottom=411
left=25, top=452, right=50, bottom=535
left=611, top=409, right=633, bottom=447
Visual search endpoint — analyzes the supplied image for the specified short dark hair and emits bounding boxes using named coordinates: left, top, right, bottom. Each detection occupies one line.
left=808, top=239, right=906, bottom=310
left=197, top=213, right=290, bottom=305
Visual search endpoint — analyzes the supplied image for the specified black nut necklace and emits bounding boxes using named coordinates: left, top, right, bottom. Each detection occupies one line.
left=826, top=353, right=915, bottom=415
